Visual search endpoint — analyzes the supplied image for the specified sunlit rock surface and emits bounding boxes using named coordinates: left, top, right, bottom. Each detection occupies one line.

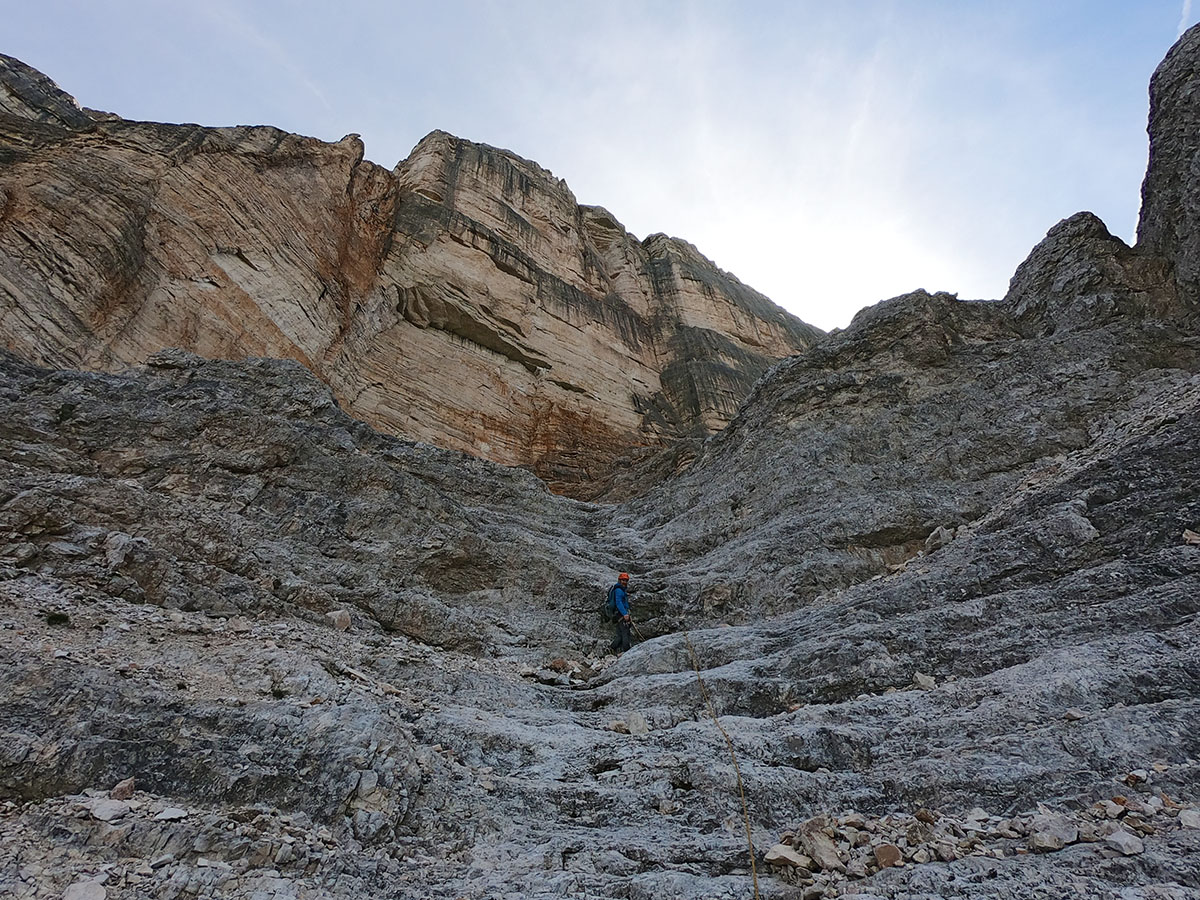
left=3, top=23, right=1200, bottom=900
left=0, top=56, right=820, bottom=498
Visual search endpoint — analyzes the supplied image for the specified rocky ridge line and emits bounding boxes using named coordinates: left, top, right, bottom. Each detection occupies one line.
left=0, top=54, right=821, bottom=499
left=4, top=20, right=1200, bottom=900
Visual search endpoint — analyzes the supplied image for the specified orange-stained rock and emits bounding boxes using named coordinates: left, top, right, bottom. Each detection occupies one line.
left=0, top=55, right=821, bottom=498
left=874, top=843, right=903, bottom=868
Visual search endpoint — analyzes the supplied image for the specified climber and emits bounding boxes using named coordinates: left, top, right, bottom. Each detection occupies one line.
left=608, top=572, right=632, bottom=654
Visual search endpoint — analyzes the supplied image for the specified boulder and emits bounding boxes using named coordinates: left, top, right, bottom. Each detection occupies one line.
left=874, top=843, right=903, bottom=868
left=108, top=777, right=135, bottom=800
left=924, top=525, right=953, bottom=553
left=796, top=818, right=845, bottom=872
left=62, top=882, right=106, bottom=900
left=1104, top=828, right=1145, bottom=856
left=88, top=799, right=130, bottom=822
left=626, top=711, right=650, bottom=735
left=763, top=843, right=813, bottom=869
left=1027, top=815, right=1079, bottom=852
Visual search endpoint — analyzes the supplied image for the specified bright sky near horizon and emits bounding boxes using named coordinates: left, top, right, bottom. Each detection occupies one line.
left=4, top=1, right=1198, bottom=331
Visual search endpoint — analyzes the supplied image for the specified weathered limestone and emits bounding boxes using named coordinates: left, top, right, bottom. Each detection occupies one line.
left=0, top=58, right=820, bottom=497
left=4, top=21, right=1200, bottom=900
left=1138, top=23, right=1200, bottom=319
left=1004, top=211, right=1178, bottom=332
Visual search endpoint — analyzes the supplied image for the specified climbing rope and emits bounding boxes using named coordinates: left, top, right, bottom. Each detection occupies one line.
left=629, top=615, right=759, bottom=898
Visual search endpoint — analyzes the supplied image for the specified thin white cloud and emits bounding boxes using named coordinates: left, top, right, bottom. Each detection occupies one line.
left=196, top=1, right=332, bottom=113
left=1180, top=0, right=1194, bottom=37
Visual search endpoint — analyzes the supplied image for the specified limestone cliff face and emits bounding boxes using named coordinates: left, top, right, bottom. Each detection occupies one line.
left=1135, top=24, right=1200, bottom=326
left=0, top=56, right=820, bottom=496
left=5, top=30, right=1200, bottom=900
left=1003, top=212, right=1177, bottom=333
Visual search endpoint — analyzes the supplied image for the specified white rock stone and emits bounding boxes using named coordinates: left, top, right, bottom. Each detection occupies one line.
left=1027, top=814, right=1078, bottom=851
left=325, top=609, right=351, bottom=631
left=924, top=525, right=954, bottom=553
left=763, top=843, right=812, bottom=869
left=1105, top=828, right=1144, bottom=856
left=63, top=881, right=106, bottom=900
left=356, top=769, right=380, bottom=799
left=154, top=807, right=188, bottom=821
left=88, top=799, right=130, bottom=822
left=626, top=711, right=649, bottom=735
left=799, top=829, right=846, bottom=872
left=1179, top=808, right=1200, bottom=829
left=912, top=672, right=936, bottom=690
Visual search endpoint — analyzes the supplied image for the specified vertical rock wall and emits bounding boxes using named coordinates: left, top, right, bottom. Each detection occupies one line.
left=0, top=58, right=822, bottom=497
left=1136, top=24, right=1200, bottom=321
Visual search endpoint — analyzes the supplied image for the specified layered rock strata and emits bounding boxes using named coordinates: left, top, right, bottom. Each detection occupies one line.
left=1, top=304, right=1198, bottom=899
left=4, top=21, right=1200, bottom=900
left=0, top=54, right=820, bottom=496
left=1138, top=22, right=1200, bottom=323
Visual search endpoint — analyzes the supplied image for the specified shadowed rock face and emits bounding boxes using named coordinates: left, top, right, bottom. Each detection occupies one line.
left=1, top=302, right=1198, bottom=898
left=1005, top=212, right=1178, bottom=332
left=3, top=24, right=1200, bottom=900
left=0, top=58, right=821, bottom=499
left=614, top=283, right=1200, bottom=626
left=1139, top=23, right=1200, bottom=323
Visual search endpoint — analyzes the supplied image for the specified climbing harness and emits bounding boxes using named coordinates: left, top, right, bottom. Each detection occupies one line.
left=629, top=617, right=760, bottom=899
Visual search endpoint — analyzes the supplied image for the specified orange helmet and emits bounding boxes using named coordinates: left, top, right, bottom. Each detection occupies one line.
left=618, top=572, right=630, bottom=582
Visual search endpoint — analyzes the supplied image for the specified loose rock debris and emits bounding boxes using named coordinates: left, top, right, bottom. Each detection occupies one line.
left=763, top=787, right=1200, bottom=896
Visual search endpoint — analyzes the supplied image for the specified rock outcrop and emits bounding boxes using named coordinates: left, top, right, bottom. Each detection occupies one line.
left=615, top=281, right=1199, bottom=625
left=1, top=306, right=1198, bottom=899
left=0, top=55, right=820, bottom=497
left=4, top=22, right=1200, bottom=900
left=1004, top=212, right=1178, bottom=332
left=1138, top=22, right=1200, bottom=322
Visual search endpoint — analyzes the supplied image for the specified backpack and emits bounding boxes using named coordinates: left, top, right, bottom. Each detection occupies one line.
left=603, top=584, right=618, bottom=622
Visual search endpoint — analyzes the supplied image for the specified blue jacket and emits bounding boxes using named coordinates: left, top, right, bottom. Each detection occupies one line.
left=612, top=584, right=629, bottom=617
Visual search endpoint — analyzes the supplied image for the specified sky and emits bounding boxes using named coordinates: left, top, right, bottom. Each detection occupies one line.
left=4, top=1, right=1198, bottom=331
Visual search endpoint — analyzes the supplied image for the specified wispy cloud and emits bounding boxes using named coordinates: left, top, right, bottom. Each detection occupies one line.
left=196, top=1, right=332, bottom=113
left=1180, top=0, right=1194, bottom=37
